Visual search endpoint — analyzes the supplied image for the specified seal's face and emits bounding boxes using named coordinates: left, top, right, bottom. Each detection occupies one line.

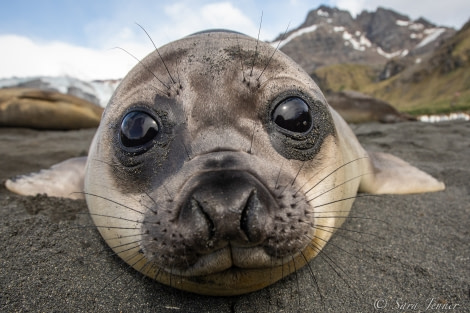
left=85, top=31, right=353, bottom=295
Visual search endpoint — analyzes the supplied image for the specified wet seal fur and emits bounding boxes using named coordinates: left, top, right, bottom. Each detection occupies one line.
left=5, top=30, right=445, bottom=296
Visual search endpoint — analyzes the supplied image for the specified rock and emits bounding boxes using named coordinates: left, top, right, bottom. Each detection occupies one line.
left=0, top=88, right=103, bottom=130
left=326, top=90, right=416, bottom=123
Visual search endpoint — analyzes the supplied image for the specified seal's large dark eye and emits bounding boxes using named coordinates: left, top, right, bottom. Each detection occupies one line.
left=272, top=97, right=312, bottom=133
left=120, top=111, right=159, bottom=148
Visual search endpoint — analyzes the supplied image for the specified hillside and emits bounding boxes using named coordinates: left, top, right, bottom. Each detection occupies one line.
left=366, top=18, right=470, bottom=114
left=312, top=19, right=470, bottom=115
left=278, top=5, right=469, bottom=116
left=274, top=6, right=454, bottom=74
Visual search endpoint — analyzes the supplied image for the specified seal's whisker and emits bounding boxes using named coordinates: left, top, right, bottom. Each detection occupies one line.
left=74, top=236, right=141, bottom=263
left=136, top=23, right=177, bottom=85
left=78, top=212, right=141, bottom=224
left=296, top=221, right=378, bottom=251
left=106, top=239, right=142, bottom=251
left=278, top=161, right=306, bottom=196
left=112, top=243, right=142, bottom=257
left=305, top=233, right=374, bottom=265
left=236, top=34, right=246, bottom=83
left=310, top=193, right=381, bottom=210
left=90, top=157, right=121, bottom=169
left=292, top=161, right=306, bottom=187
left=293, top=163, right=330, bottom=197
left=313, top=214, right=384, bottom=222
left=314, top=223, right=383, bottom=238
left=151, top=264, right=163, bottom=282
left=81, top=192, right=146, bottom=215
left=275, top=162, right=305, bottom=197
left=174, top=54, right=183, bottom=90
left=101, top=253, right=147, bottom=294
left=306, top=222, right=379, bottom=246
left=257, top=22, right=290, bottom=82
left=306, top=172, right=373, bottom=202
left=139, top=190, right=163, bottom=214
left=81, top=183, right=159, bottom=216
left=112, top=46, right=170, bottom=94
left=291, top=255, right=301, bottom=306
left=102, top=232, right=143, bottom=241
left=80, top=180, right=158, bottom=213
left=250, top=11, right=263, bottom=77
left=135, top=258, right=154, bottom=277
left=248, top=120, right=257, bottom=154
left=84, top=249, right=142, bottom=297
left=299, top=250, right=324, bottom=306
left=308, top=241, right=354, bottom=291
left=88, top=225, right=140, bottom=230
left=274, top=159, right=285, bottom=189
left=304, top=157, right=369, bottom=196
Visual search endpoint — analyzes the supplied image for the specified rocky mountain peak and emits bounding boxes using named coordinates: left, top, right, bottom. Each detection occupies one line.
left=274, top=5, right=455, bottom=74
left=301, top=5, right=356, bottom=29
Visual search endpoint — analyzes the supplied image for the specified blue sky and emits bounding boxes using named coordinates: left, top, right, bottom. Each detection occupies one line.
left=0, top=0, right=468, bottom=80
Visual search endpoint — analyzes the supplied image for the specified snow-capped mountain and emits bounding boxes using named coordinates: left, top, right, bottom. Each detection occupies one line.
left=272, top=6, right=455, bottom=74
left=0, top=76, right=120, bottom=107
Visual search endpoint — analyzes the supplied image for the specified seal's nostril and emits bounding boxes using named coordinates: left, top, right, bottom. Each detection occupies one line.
left=180, top=197, right=215, bottom=241
left=240, top=189, right=268, bottom=244
left=192, top=198, right=216, bottom=239
left=240, top=190, right=255, bottom=240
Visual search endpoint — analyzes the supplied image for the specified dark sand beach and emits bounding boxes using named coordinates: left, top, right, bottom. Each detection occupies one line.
left=0, top=121, right=469, bottom=312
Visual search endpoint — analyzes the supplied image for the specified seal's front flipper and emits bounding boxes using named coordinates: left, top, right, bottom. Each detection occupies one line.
left=359, top=151, right=445, bottom=194
left=5, top=157, right=87, bottom=199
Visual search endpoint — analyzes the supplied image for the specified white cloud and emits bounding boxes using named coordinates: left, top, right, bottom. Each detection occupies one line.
left=0, top=1, right=260, bottom=80
left=161, top=2, right=259, bottom=41
left=331, top=0, right=469, bottom=28
left=0, top=35, right=140, bottom=80
left=0, top=0, right=467, bottom=80
left=334, top=0, right=365, bottom=16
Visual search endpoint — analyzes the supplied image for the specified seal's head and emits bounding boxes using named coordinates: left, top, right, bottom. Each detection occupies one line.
left=84, top=30, right=367, bottom=295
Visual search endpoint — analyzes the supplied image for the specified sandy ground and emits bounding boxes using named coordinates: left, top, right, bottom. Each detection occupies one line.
left=0, top=121, right=468, bottom=313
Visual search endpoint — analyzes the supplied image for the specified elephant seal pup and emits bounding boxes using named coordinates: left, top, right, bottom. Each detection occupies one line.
left=5, top=30, right=445, bottom=296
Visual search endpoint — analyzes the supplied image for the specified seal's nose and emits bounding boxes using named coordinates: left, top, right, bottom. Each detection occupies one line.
left=179, top=171, right=272, bottom=250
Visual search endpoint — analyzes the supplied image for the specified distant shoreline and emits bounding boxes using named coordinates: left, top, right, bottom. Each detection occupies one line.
left=418, top=112, right=470, bottom=123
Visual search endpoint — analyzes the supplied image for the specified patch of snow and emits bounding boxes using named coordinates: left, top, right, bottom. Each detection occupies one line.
left=355, top=31, right=361, bottom=37
left=0, top=77, right=30, bottom=88
left=271, top=24, right=318, bottom=49
left=415, top=58, right=422, bottom=64
left=418, top=113, right=470, bottom=122
left=327, top=18, right=333, bottom=24
left=342, top=31, right=368, bottom=51
left=89, top=80, right=120, bottom=107
left=360, top=35, right=372, bottom=48
left=334, top=26, right=345, bottom=32
left=410, top=33, right=422, bottom=39
left=416, top=28, right=446, bottom=48
left=317, top=9, right=329, bottom=17
left=401, top=49, right=409, bottom=57
left=409, top=23, right=424, bottom=31
left=396, top=20, right=410, bottom=26
left=377, top=47, right=403, bottom=59
left=0, top=76, right=118, bottom=107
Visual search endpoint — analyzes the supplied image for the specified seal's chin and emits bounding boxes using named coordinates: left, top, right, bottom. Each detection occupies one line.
left=162, top=245, right=298, bottom=277
left=131, top=242, right=319, bottom=296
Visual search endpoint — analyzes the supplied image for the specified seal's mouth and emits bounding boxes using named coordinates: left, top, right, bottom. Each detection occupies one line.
left=140, top=152, right=314, bottom=279
left=161, top=244, right=298, bottom=277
